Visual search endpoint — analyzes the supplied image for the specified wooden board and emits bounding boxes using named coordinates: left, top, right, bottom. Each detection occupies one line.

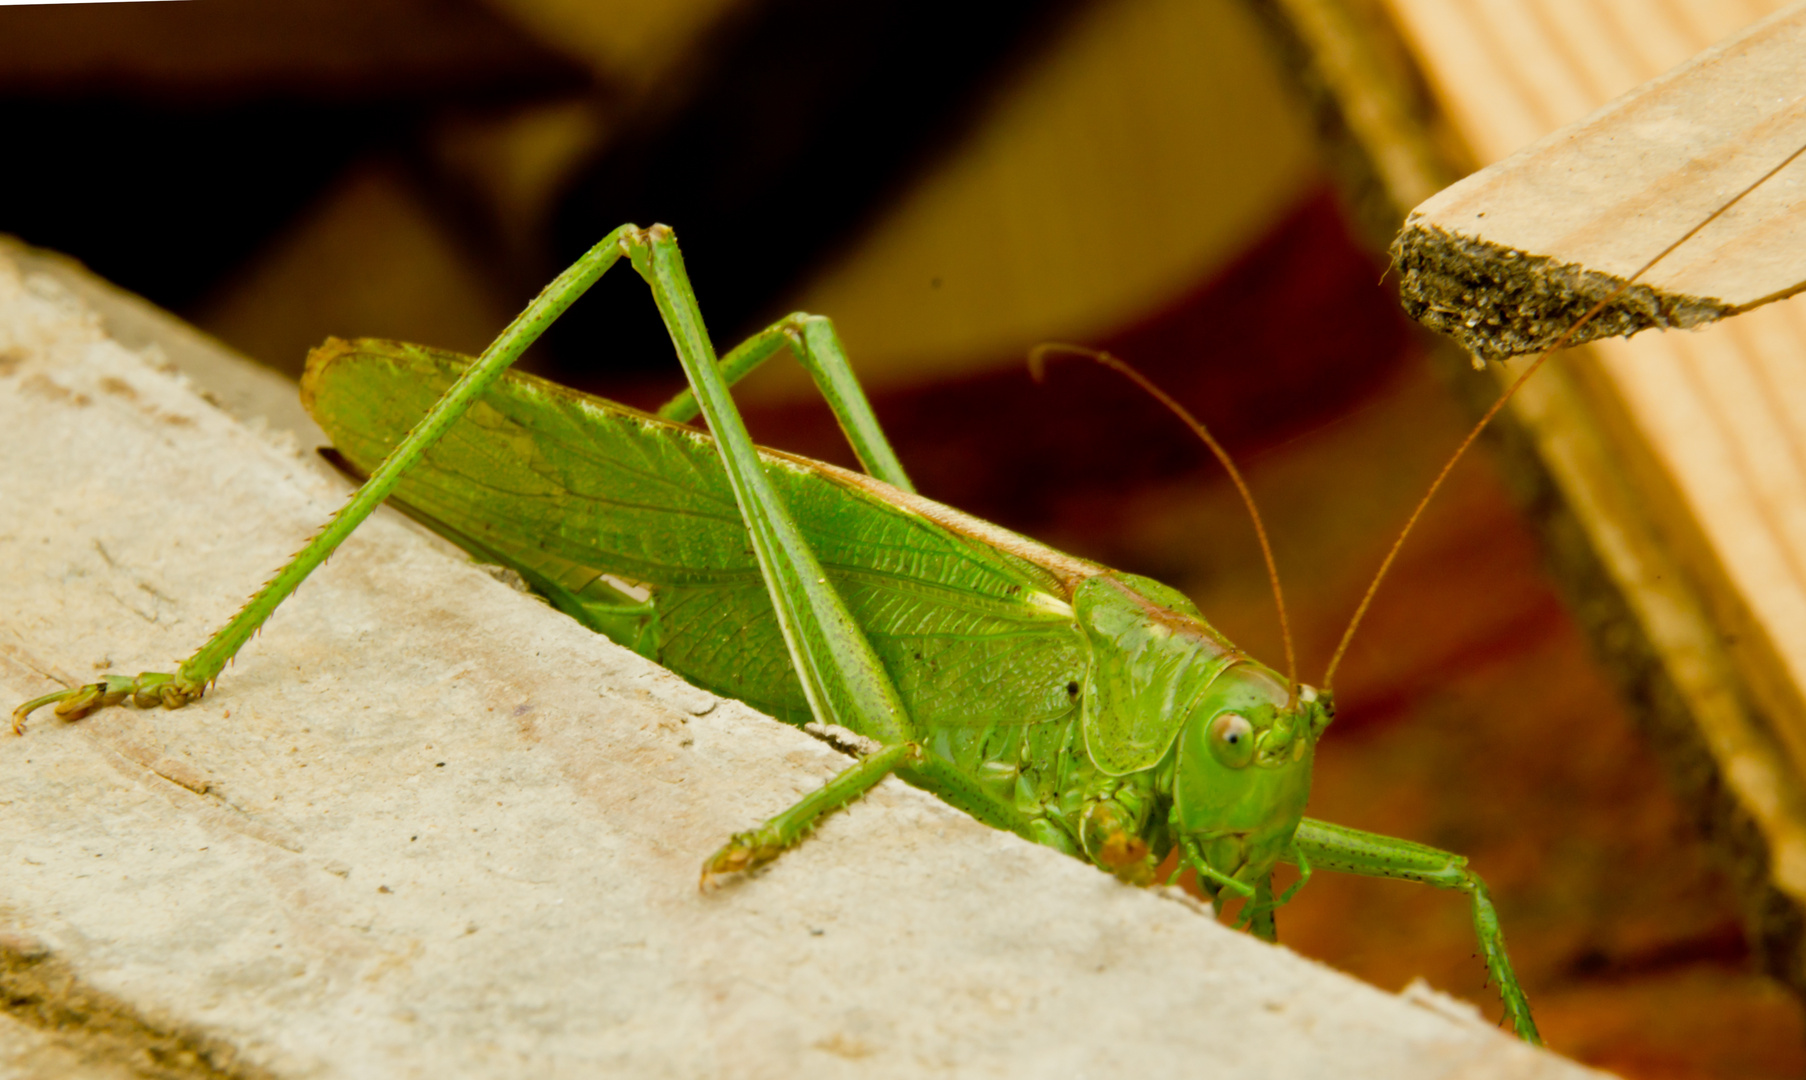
left=1260, top=0, right=1806, bottom=1022
left=1393, top=4, right=1806, bottom=359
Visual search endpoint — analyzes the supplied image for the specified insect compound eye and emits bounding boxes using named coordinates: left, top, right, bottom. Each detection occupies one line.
left=1207, top=712, right=1256, bottom=770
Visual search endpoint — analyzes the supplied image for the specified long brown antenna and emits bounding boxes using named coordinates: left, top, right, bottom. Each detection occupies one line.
left=1322, top=137, right=1806, bottom=692
left=1028, top=344, right=1297, bottom=697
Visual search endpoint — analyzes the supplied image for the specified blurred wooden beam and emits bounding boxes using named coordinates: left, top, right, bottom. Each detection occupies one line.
left=1393, top=4, right=1806, bottom=360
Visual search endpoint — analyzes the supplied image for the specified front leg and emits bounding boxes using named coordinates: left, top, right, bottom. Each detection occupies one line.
left=1288, top=817, right=1540, bottom=1045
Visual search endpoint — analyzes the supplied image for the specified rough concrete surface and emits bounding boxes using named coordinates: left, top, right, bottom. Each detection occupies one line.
left=0, top=246, right=1602, bottom=1077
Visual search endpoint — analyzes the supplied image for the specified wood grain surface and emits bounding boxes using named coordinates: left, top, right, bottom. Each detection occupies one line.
left=1394, top=5, right=1806, bottom=358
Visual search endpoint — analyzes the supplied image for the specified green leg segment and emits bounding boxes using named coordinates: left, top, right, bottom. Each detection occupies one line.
left=1232, top=849, right=1311, bottom=941
left=623, top=228, right=926, bottom=878
left=1242, top=876, right=1278, bottom=943
left=701, top=741, right=922, bottom=886
left=1181, top=837, right=1256, bottom=900
left=626, top=229, right=913, bottom=749
left=655, top=312, right=914, bottom=493
left=1289, top=818, right=1541, bottom=1045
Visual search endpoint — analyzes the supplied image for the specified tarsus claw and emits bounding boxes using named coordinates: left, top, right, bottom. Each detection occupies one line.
left=698, top=830, right=783, bottom=891
left=11, top=672, right=201, bottom=735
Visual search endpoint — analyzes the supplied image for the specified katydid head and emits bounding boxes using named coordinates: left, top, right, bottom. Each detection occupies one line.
left=1171, top=672, right=1331, bottom=894
left=1031, top=346, right=1321, bottom=893
left=1073, top=574, right=1329, bottom=891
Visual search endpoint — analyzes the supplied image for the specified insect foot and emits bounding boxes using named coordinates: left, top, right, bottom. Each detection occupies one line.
left=699, top=744, right=925, bottom=890
left=698, top=829, right=788, bottom=891
left=12, top=672, right=200, bottom=735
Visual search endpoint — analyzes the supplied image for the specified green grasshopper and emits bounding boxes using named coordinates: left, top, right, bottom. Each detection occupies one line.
left=14, top=224, right=1541, bottom=1043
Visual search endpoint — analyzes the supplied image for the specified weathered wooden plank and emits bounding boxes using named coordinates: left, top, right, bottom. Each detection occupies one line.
left=1258, top=0, right=1806, bottom=1043
left=1382, top=0, right=1806, bottom=1009
left=1393, top=2, right=1806, bottom=359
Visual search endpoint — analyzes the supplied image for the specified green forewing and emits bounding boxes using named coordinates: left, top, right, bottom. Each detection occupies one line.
left=303, top=339, right=1088, bottom=734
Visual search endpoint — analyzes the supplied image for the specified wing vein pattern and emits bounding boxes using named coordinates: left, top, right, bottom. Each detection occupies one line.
left=304, top=340, right=1090, bottom=734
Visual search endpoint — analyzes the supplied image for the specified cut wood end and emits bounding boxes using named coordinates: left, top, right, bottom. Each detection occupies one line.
left=1386, top=3, right=1806, bottom=361
left=1390, top=221, right=1732, bottom=361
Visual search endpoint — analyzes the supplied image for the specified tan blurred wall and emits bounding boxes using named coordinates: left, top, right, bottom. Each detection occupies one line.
left=754, top=0, right=1318, bottom=401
